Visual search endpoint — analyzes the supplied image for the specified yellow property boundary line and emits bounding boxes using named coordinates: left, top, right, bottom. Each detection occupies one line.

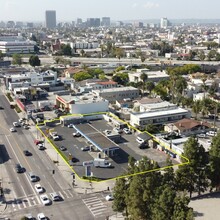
left=36, top=112, right=190, bottom=183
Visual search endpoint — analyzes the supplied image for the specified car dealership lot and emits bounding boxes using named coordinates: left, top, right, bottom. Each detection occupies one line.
left=39, top=119, right=178, bottom=179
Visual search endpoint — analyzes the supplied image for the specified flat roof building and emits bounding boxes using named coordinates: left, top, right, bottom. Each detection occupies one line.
left=92, top=86, right=139, bottom=102
left=56, top=93, right=109, bottom=114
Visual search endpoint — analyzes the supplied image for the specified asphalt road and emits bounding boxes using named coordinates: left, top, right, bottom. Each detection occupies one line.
left=40, top=119, right=173, bottom=180
left=7, top=56, right=220, bottom=66
left=0, top=90, right=95, bottom=220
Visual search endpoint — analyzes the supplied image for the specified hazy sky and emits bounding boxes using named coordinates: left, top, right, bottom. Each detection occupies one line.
left=0, top=0, right=220, bottom=22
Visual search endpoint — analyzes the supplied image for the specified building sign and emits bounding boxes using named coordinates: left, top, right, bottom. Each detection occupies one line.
left=86, top=166, right=92, bottom=177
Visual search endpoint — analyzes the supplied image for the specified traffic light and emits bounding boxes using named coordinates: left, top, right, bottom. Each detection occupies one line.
left=52, top=170, right=55, bottom=174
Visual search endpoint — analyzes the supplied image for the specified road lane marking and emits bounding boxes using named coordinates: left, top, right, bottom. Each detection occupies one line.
left=59, top=191, right=64, bottom=199
left=62, top=190, right=70, bottom=198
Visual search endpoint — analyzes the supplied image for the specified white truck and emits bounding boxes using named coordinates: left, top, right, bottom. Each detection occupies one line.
left=94, top=158, right=112, bottom=168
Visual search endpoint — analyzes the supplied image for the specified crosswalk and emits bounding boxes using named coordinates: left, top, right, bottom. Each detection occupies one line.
left=10, top=189, right=74, bottom=211
left=83, top=196, right=108, bottom=217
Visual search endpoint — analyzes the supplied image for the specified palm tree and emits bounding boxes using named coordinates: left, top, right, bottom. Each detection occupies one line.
left=140, top=73, right=148, bottom=96
left=192, top=100, right=201, bottom=120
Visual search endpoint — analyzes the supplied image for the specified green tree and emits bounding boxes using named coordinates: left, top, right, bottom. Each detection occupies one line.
left=29, top=55, right=41, bottom=67
left=146, top=81, right=155, bottom=96
left=140, top=73, right=148, bottom=95
left=73, top=72, right=92, bottom=81
left=12, top=54, right=22, bottom=65
left=176, top=137, right=208, bottom=197
left=61, top=44, right=72, bottom=56
left=115, top=48, right=124, bottom=61
left=192, top=100, right=201, bottom=120
left=112, top=73, right=128, bottom=86
left=208, top=133, right=220, bottom=190
left=152, top=185, right=176, bottom=220
left=172, top=193, right=194, bottom=220
left=126, top=175, right=147, bottom=219
left=199, top=50, right=206, bottom=61
left=112, top=178, right=128, bottom=216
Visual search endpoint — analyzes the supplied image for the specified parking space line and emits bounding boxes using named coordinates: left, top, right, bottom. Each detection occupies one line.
left=62, top=190, right=70, bottom=198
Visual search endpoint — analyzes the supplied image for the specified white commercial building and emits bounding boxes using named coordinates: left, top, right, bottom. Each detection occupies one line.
left=128, top=69, right=169, bottom=83
left=56, top=93, right=109, bottom=114
left=0, top=35, right=36, bottom=54
left=130, top=101, right=190, bottom=128
left=92, top=86, right=139, bottom=102
left=7, top=70, right=57, bottom=90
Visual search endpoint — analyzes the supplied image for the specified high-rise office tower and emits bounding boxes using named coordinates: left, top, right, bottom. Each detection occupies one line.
left=160, top=17, right=171, bottom=28
left=87, top=18, right=100, bottom=27
left=45, top=10, right=56, bottom=29
left=101, top=17, right=111, bottom=27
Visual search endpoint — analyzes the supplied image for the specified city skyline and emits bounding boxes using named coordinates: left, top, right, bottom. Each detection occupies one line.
left=1, top=0, right=220, bottom=22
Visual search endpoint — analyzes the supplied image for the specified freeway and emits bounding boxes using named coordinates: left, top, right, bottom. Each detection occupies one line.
left=5, top=55, right=220, bottom=66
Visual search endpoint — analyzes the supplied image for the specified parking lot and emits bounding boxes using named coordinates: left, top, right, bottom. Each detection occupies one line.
left=39, top=119, right=178, bottom=180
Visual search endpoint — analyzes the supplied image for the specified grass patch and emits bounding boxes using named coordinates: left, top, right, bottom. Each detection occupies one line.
left=6, top=93, right=13, bottom=102
left=14, top=104, right=21, bottom=113
left=82, top=176, right=103, bottom=182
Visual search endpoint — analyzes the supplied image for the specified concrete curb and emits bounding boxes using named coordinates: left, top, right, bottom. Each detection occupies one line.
left=0, top=198, right=7, bottom=214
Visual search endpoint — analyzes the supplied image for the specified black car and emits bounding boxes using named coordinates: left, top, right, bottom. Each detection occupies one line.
left=0, top=106, right=4, bottom=110
left=138, top=143, right=148, bottom=149
left=23, top=150, right=32, bottom=156
left=15, top=164, right=23, bottom=173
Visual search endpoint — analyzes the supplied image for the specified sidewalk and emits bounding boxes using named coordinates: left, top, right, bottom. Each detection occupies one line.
left=3, top=92, right=124, bottom=219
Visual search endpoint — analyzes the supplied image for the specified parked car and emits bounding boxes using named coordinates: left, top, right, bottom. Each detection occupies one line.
left=67, top=124, right=74, bottom=128
left=0, top=106, right=4, bottom=110
left=113, top=127, right=123, bottom=134
left=50, top=192, right=62, bottom=201
left=59, top=146, right=67, bottom=151
left=23, top=150, right=32, bottom=156
left=138, top=143, right=148, bottom=149
left=136, top=136, right=145, bottom=144
left=13, top=122, right=20, bottom=127
left=24, top=125, right=29, bottom=130
left=104, top=130, right=111, bottom=135
left=15, top=163, right=24, bottom=173
left=37, top=143, right=45, bottom=150
left=123, top=128, right=132, bottom=134
left=35, top=184, right=44, bottom=193
left=206, top=131, right=217, bottom=137
left=105, top=194, right=114, bottom=201
left=10, top=127, right=16, bottom=132
left=37, top=213, right=47, bottom=220
left=197, top=133, right=206, bottom=138
left=73, top=132, right=81, bottom=137
left=81, top=146, right=90, bottom=151
left=25, top=213, right=34, bottom=220
left=34, top=139, right=43, bottom=145
left=40, top=194, right=51, bottom=205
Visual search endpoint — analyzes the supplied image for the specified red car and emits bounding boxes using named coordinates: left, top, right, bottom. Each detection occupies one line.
left=34, top=139, right=43, bottom=145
